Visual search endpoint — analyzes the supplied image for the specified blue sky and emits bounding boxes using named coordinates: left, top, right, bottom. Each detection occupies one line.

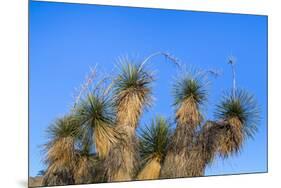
left=29, top=1, right=267, bottom=177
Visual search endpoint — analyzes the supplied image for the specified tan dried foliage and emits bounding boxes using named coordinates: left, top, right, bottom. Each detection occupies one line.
left=217, top=117, right=243, bottom=157
left=176, top=97, right=202, bottom=128
left=197, top=121, right=221, bottom=166
left=137, top=157, right=161, bottom=180
left=42, top=165, right=75, bottom=186
left=74, top=156, right=96, bottom=184
left=116, top=88, right=150, bottom=128
left=103, top=126, right=139, bottom=182
left=161, top=147, right=204, bottom=178
left=45, top=137, right=76, bottom=168
left=94, top=125, right=118, bottom=159
left=42, top=137, right=76, bottom=186
left=161, top=97, right=205, bottom=178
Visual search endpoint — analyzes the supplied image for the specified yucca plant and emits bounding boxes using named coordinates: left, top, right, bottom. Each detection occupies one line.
left=39, top=53, right=261, bottom=186
left=104, top=60, right=153, bottom=182
left=42, top=116, right=80, bottom=186
left=73, top=92, right=117, bottom=159
left=161, top=70, right=208, bottom=178
left=214, top=89, right=259, bottom=157
left=137, top=116, right=170, bottom=180
left=114, top=61, right=153, bottom=128
left=192, top=89, right=260, bottom=178
left=173, top=72, right=207, bottom=128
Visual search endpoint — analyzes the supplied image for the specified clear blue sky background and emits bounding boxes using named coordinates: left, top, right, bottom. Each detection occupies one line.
left=29, top=1, right=267, bottom=177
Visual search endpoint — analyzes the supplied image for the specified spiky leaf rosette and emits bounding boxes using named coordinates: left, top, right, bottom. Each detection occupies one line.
left=138, top=116, right=170, bottom=163
left=171, top=70, right=208, bottom=151
left=137, top=117, right=170, bottom=180
left=102, top=59, right=153, bottom=182
left=46, top=116, right=80, bottom=144
left=114, top=61, right=153, bottom=129
left=74, top=93, right=117, bottom=159
left=161, top=69, right=208, bottom=179
left=214, top=89, right=259, bottom=157
left=173, top=70, right=207, bottom=129
left=42, top=116, right=79, bottom=186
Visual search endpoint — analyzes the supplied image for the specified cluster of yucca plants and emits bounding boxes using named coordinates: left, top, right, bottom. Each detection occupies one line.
left=41, top=53, right=259, bottom=186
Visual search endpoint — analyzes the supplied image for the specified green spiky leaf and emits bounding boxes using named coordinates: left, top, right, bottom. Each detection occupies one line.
left=139, top=116, right=171, bottom=162
left=215, top=89, right=260, bottom=138
left=74, top=93, right=114, bottom=129
left=173, top=70, right=207, bottom=107
left=47, top=116, right=80, bottom=141
left=114, top=60, right=153, bottom=97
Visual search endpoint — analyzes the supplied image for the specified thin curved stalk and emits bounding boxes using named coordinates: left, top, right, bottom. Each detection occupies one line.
left=139, top=52, right=181, bottom=71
